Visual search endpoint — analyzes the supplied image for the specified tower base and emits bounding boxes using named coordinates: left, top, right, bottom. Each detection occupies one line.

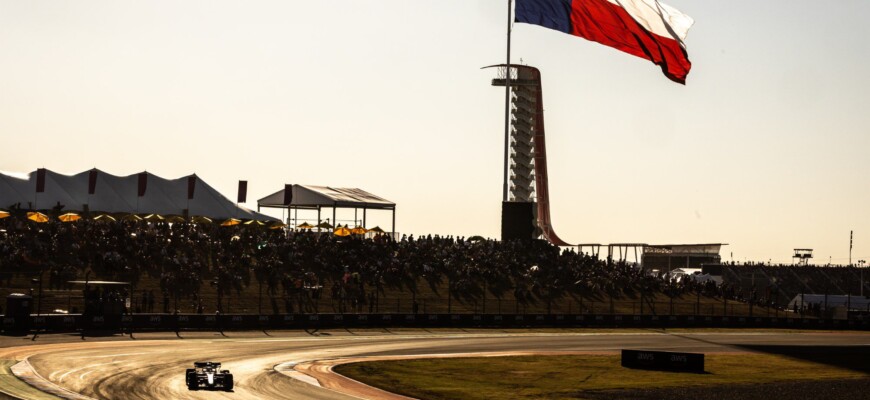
left=501, top=201, right=537, bottom=241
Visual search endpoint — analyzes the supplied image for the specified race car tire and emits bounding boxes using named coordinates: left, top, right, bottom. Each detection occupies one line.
left=185, top=370, right=194, bottom=388
left=225, top=374, right=233, bottom=391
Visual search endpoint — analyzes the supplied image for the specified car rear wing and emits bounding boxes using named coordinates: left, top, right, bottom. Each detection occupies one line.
left=193, top=362, right=221, bottom=368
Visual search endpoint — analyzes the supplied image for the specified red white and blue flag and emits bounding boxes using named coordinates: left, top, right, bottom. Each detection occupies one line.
left=515, top=0, right=694, bottom=84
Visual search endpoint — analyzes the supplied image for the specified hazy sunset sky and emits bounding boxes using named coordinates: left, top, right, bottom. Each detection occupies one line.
left=1, top=1, right=868, bottom=264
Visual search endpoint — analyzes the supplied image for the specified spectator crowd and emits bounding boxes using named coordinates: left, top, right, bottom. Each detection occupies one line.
left=0, top=215, right=698, bottom=314
left=3, top=215, right=863, bottom=315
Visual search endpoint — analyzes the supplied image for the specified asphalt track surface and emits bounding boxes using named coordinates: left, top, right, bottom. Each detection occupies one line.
left=2, top=329, right=869, bottom=400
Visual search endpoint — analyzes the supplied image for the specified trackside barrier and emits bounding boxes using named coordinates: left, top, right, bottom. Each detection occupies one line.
left=621, top=350, right=705, bottom=373
left=1, top=314, right=868, bottom=334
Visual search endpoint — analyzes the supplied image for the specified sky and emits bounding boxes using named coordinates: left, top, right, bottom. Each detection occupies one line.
left=1, top=1, right=868, bottom=265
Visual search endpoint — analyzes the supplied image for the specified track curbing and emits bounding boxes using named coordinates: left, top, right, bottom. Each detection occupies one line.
left=11, top=359, right=94, bottom=400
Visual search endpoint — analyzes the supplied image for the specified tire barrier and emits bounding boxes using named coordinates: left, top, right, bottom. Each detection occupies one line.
left=2, top=313, right=868, bottom=335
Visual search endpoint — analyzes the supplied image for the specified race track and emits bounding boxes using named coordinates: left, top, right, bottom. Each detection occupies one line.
left=2, top=329, right=869, bottom=400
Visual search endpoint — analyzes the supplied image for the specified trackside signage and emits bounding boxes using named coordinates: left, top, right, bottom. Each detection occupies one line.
left=621, top=350, right=704, bottom=373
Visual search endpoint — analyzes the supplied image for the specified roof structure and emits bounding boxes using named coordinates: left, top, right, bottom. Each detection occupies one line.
left=258, top=185, right=395, bottom=210
left=0, top=169, right=276, bottom=221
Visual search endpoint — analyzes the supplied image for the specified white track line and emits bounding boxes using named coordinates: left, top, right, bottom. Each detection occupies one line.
left=56, top=361, right=122, bottom=382
left=71, top=352, right=149, bottom=359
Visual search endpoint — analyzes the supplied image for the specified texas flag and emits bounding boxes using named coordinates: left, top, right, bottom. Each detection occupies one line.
left=515, top=0, right=694, bottom=84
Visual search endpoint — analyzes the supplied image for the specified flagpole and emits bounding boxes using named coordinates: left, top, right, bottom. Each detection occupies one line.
left=503, top=0, right=512, bottom=202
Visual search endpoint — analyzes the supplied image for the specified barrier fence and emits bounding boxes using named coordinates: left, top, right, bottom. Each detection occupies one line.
left=14, top=286, right=868, bottom=319
left=2, top=313, right=868, bottom=335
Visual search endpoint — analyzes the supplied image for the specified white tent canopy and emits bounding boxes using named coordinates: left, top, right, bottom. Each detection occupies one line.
left=0, top=169, right=276, bottom=221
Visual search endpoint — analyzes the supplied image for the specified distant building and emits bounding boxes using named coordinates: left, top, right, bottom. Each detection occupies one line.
left=641, top=244, right=726, bottom=274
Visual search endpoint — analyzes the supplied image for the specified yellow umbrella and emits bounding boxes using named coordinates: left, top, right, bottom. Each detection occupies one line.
left=334, top=224, right=351, bottom=237
left=93, top=214, right=116, bottom=222
left=368, top=226, right=385, bottom=234
left=0, top=210, right=10, bottom=219
left=316, top=222, right=333, bottom=230
left=296, top=222, right=315, bottom=229
left=221, top=218, right=241, bottom=227
left=350, top=226, right=368, bottom=235
left=244, top=219, right=265, bottom=226
left=191, top=216, right=213, bottom=224
left=121, top=214, right=143, bottom=222
left=27, top=211, right=49, bottom=223
left=58, top=213, right=81, bottom=222
left=269, top=222, right=287, bottom=230
left=143, top=214, right=164, bottom=222
left=166, top=215, right=186, bottom=223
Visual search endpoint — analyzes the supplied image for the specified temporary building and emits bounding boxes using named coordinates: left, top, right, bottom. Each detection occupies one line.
left=258, top=184, right=396, bottom=233
left=0, top=169, right=276, bottom=221
left=258, top=185, right=394, bottom=210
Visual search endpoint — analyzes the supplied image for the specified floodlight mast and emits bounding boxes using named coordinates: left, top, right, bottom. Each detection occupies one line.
left=849, top=230, right=853, bottom=266
left=502, top=0, right=512, bottom=202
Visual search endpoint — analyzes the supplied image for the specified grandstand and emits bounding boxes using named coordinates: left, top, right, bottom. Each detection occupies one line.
left=1, top=215, right=760, bottom=318
left=714, top=263, right=870, bottom=312
left=0, top=169, right=865, bottom=324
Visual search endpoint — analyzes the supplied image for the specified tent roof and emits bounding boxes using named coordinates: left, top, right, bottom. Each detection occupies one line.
left=258, top=184, right=394, bottom=210
left=0, top=169, right=278, bottom=222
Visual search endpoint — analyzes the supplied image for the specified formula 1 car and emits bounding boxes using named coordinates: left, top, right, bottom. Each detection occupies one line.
left=186, top=361, right=233, bottom=391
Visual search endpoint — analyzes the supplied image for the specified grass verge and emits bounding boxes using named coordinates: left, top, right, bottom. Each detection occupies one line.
left=335, top=354, right=869, bottom=400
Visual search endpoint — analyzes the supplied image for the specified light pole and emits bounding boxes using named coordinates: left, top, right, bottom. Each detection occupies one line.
left=31, top=272, right=43, bottom=341
left=211, top=280, right=221, bottom=313
left=31, top=271, right=44, bottom=317
left=859, top=260, right=866, bottom=296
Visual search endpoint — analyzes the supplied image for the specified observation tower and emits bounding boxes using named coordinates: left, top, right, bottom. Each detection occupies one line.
left=487, top=64, right=569, bottom=246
